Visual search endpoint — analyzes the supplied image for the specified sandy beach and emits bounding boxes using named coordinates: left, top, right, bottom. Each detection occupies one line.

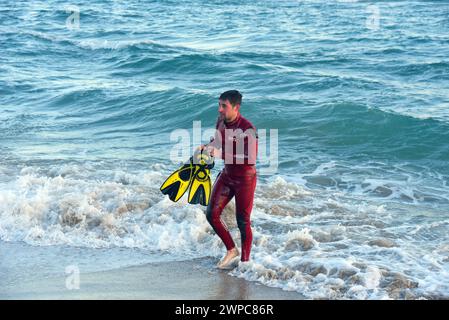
left=1, top=256, right=304, bottom=300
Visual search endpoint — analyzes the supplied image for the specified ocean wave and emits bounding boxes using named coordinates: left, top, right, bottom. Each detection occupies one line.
left=1, top=163, right=449, bottom=298
left=289, top=103, right=449, bottom=162
left=393, top=61, right=449, bottom=77
left=73, top=38, right=182, bottom=52
left=0, top=165, right=220, bottom=254
left=20, top=30, right=187, bottom=53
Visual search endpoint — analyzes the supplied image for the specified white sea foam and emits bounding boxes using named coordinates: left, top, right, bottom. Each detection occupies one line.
left=291, top=160, right=449, bottom=206
left=1, top=163, right=449, bottom=299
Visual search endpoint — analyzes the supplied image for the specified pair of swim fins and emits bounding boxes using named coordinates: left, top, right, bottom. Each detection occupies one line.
left=160, top=151, right=214, bottom=206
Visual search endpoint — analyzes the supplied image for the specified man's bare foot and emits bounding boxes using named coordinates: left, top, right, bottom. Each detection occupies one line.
left=217, top=247, right=240, bottom=269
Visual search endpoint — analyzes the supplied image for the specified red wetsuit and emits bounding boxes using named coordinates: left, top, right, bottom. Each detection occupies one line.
left=206, top=113, right=258, bottom=262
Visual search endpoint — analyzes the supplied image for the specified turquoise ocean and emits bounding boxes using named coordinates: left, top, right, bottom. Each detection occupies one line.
left=1, top=0, right=449, bottom=299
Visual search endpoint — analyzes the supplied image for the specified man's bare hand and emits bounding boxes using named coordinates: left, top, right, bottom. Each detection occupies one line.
left=206, top=145, right=220, bottom=157
left=196, top=144, right=219, bottom=158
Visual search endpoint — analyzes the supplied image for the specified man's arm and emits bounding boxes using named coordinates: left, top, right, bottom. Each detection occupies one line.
left=197, top=116, right=222, bottom=157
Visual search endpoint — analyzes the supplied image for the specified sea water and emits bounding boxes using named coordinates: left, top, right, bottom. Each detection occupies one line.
left=1, top=0, right=449, bottom=299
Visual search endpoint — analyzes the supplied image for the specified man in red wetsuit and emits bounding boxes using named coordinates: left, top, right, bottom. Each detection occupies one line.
left=201, top=90, right=258, bottom=269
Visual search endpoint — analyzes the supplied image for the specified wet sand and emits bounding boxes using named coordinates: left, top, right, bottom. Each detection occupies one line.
left=1, top=257, right=304, bottom=300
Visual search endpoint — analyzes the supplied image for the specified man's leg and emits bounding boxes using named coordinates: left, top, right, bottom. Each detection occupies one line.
left=206, top=172, right=236, bottom=253
left=235, top=173, right=257, bottom=262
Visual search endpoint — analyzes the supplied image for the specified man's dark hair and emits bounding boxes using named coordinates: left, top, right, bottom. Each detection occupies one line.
left=219, top=90, right=242, bottom=107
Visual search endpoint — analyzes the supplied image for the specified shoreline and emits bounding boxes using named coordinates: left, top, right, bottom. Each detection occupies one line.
left=1, top=255, right=304, bottom=300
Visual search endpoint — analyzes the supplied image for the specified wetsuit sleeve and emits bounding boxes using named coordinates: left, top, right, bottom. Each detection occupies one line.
left=205, top=117, right=222, bottom=150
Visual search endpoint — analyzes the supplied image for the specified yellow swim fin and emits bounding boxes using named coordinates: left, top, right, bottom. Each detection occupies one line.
left=160, top=159, right=195, bottom=202
left=188, top=151, right=214, bottom=206
left=188, top=165, right=212, bottom=206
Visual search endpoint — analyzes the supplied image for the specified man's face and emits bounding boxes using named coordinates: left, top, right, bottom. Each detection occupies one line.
left=218, top=99, right=239, bottom=122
